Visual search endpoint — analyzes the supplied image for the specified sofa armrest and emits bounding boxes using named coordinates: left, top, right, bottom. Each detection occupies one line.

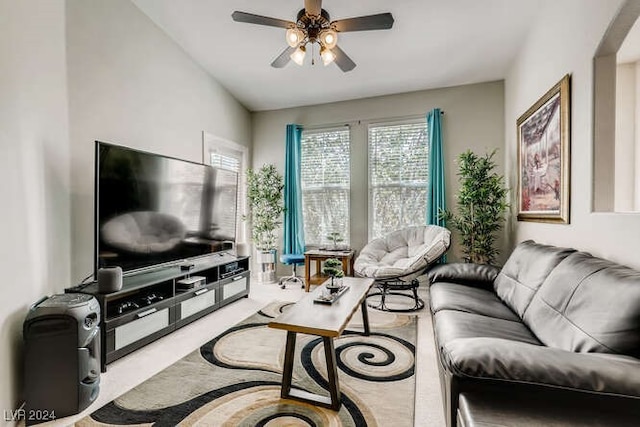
left=427, top=263, right=500, bottom=289
left=442, top=338, right=640, bottom=397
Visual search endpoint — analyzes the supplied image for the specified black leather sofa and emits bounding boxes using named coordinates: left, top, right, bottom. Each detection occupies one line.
left=427, top=240, right=640, bottom=426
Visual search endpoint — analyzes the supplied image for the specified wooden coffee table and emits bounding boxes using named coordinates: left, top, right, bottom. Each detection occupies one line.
left=268, top=276, right=375, bottom=410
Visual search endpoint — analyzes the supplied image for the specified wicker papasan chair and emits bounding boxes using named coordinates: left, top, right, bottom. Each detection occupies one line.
left=354, top=225, right=451, bottom=312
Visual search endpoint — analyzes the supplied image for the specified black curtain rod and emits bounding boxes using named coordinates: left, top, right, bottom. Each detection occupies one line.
left=302, top=110, right=445, bottom=131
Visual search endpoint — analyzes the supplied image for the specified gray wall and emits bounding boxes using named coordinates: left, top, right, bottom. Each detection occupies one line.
left=0, top=0, right=251, bottom=417
left=252, top=81, right=506, bottom=267
left=66, top=0, right=252, bottom=280
left=505, top=0, right=640, bottom=270
left=0, top=0, right=70, bottom=417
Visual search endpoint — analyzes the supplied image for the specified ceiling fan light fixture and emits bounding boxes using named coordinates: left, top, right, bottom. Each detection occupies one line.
left=320, top=47, right=336, bottom=66
left=286, top=27, right=305, bottom=47
left=290, top=45, right=307, bottom=65
left=320, top=29, right=338, bottom=49
left=232, top=3, right=394, bottom=72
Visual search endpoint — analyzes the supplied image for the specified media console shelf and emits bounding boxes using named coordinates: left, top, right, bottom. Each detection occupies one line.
left=67, top=253, right=250, bottom=372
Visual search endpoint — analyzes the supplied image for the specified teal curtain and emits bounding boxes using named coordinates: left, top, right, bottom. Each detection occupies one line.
left=427, top=108, right=446, bottom=227
left=283, top=124, right=305, bottom=255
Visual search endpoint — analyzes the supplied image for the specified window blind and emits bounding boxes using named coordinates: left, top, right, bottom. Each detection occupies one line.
left=209, top=145, right=246, bottom=242
left=368, top=121, right=429, bottom=239
left=210, top=150, right=241, bottom=172
left=301, top=128, right=350, bottom=246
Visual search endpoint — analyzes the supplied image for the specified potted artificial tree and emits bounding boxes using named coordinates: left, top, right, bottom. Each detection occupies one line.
left=322, top=258, right=344, bottom=292
left=440, top=149, right=509, bottom=265
left=245, top=164, right=285, bottom=283
left=326, top=232, right=344, bottom=250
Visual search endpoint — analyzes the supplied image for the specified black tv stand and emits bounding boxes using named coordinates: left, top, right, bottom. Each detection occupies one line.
left=67, top=253, right=250, bottom=372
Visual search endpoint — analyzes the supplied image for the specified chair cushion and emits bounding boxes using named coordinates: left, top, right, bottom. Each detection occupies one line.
left=493, top=240, right=575, bottom=317
left=430, top=282, right=521, bottom=322
left=523, top=251, right=640, bottom=357
left=280, top=254, right=305, bottom=265
left=354, top=225, right=450, bottom=279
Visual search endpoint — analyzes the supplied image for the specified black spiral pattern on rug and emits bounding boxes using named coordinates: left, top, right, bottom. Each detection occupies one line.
left=301, top=330, right=415, bottom=383
left=257, top=301, right=294, bottom=318
left=89, top=381, right=282, bottom=426
left=87, top=302, right=415, bottom=426
left=297, top=330, right=415, bottom=426
left=199, top=322, right=280, bottom=372
left=198, top=321, right=367, bottom=424
left=255, top=412, right=317, bottom=426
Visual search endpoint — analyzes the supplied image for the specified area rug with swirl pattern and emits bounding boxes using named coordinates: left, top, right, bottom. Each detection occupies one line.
left=77, top=301, right=417, bottom=426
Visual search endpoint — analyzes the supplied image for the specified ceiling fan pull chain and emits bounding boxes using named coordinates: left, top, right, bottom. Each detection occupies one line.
left=311, top=43, right=315, bottom=65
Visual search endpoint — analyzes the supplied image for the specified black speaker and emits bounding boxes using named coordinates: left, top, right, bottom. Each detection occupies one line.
left=98, top=266, right=123, bottom=293
left=24, top=294, right=100, bottom=425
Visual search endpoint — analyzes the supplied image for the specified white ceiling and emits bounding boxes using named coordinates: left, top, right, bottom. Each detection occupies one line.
left=132, top=0, right=550, bottom=112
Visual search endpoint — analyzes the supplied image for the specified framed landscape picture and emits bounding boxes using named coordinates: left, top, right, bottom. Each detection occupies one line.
left=517, top=74, right=570, bottom=223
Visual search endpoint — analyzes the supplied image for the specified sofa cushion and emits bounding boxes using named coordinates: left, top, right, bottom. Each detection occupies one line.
left=493, top=240, right=575, bottom=317
left=441, top=338, right=640, bottom=397
left=434, top=310, right=541, bottom=347
left=523, top=252, right=640, bottom=357
left=430, top=282, right=520, bottom=322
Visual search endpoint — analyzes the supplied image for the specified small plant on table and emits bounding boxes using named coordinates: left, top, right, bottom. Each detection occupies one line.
left=323, top=258, right=344, bottom=291
left=326, top=232, right=344, bottom=249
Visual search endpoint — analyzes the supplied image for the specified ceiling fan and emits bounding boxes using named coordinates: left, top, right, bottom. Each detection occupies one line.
left=231, top=0, right=394, bottom=72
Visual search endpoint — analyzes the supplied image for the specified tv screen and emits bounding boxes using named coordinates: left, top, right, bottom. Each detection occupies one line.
left=95, top=141, right=237, bottom=274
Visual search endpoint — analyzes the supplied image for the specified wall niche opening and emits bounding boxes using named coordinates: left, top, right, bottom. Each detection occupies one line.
left=594, top=0, right=640, bottom=212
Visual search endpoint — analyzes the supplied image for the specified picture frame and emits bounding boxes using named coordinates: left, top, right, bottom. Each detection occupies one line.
left=517, top=74, right=570, bottom=223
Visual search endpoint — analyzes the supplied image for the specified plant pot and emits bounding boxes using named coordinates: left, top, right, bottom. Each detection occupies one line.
left=255, top=249, right=276, bottom=284
left=255, top=250, right=276, bottom=264
left=326, top=276, right=343, bottom=293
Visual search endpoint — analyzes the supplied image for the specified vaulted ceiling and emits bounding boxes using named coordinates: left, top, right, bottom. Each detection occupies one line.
left=132, top=0, right=552, bottom=111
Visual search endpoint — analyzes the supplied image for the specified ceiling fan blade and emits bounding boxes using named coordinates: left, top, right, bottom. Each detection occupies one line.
left=333, top=45, right=356, bottom=72
left=231, top=11, right=294, bottom=29
left=332, top=13, right=394, bottom=32
left=304, top=0, right=322, bottom=16
left=271, top=46, right=297, bottom=68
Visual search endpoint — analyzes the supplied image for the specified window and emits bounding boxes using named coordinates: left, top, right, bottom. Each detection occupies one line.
left=368, top=121, right=429, bottom=239
left=301, top=128, right=350, bottom=246
left=204, top=133, right=248, bottom=243
left=210, top=151, right=241, bottom=173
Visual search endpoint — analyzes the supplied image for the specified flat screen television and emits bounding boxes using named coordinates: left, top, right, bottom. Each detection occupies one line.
left=95, top=141, right=238, bottom=274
